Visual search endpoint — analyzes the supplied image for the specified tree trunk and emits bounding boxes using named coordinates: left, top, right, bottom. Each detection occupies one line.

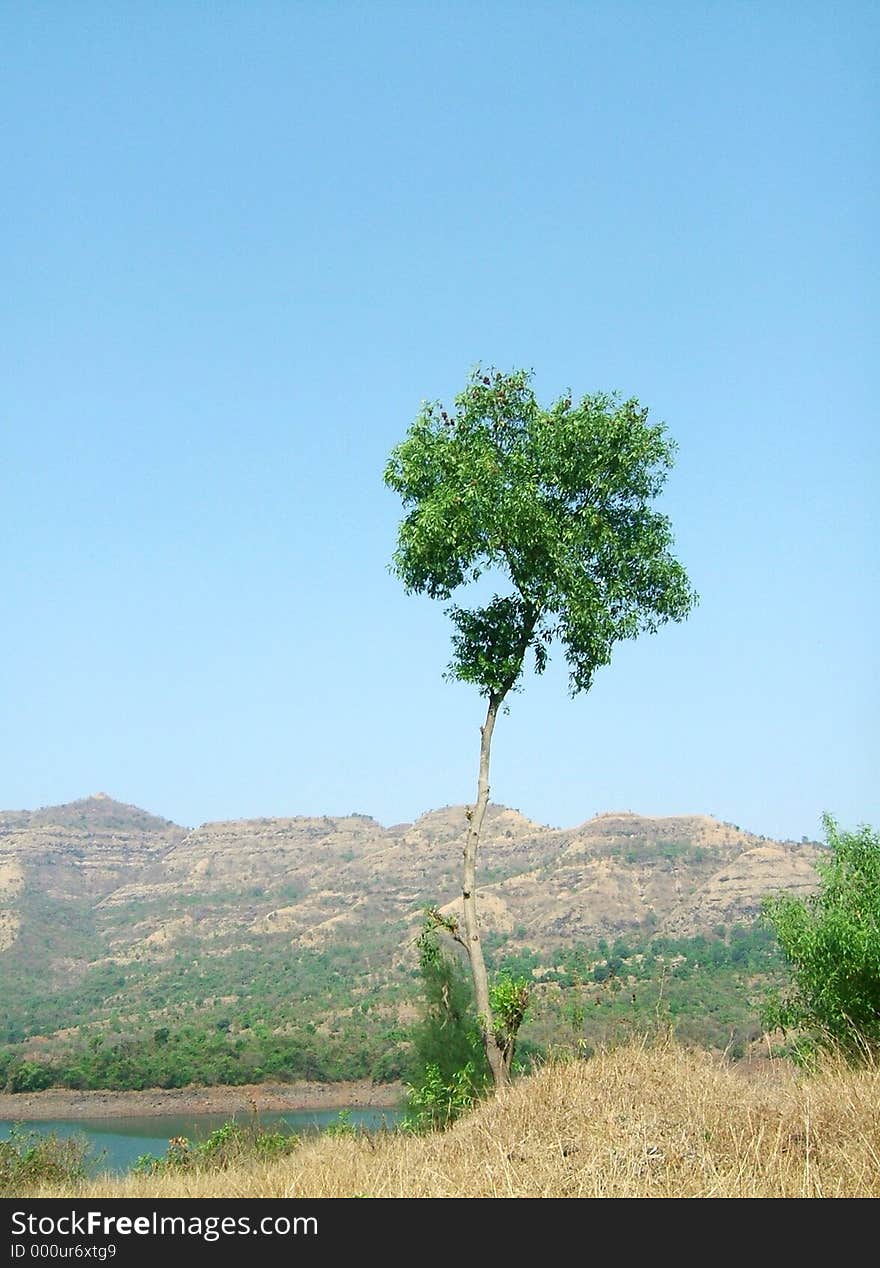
left=462, top=694, right=509, bottom=1088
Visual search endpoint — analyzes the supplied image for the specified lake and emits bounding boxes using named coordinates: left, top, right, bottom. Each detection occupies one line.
left=1, top=1106, right=401, bottom=1175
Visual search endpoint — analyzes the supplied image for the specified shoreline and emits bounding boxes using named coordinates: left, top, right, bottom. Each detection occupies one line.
left=0, top=1079, right=405, bottom=1122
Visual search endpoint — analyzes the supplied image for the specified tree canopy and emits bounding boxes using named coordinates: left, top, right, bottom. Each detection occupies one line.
left=385, top=367, right=697, bottom=702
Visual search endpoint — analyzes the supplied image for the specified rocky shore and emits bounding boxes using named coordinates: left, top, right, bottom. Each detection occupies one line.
left=0, top=1079, right=404, bottom=1121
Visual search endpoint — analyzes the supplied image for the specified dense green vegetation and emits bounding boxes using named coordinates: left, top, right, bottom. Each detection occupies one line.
left=763, top=815, right=880, bottom=1060
left=488, top=921, right=784, bottom=1060
left=0, top=934, right=410, bottom=1089
left=1, top=920, right=786, bottom=1092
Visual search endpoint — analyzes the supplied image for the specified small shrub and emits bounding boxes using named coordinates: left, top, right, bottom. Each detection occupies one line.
left=0, top=1128, right=92, bottom=1195
left=402, top=1060, right=478, bottom=1133
left=133, top=1120, right=299, bottom=1176
left=324, top=1109, right=357, bottom=1138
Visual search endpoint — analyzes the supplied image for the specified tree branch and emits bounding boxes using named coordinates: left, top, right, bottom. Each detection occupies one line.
left=425, top=905, right=468, bottom=951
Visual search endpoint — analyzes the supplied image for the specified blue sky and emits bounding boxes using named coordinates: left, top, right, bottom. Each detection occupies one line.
left=2, top=3, right=877, bottom=841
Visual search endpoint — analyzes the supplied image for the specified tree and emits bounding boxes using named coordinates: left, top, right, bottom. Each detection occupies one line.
left=763, top=814, right=880, bottom=1059
left=384, top=366, right=697, bottom=1087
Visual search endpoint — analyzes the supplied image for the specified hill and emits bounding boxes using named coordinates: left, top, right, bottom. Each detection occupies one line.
left=0, top=795, right=821, bottom=1088
left=0, top=796, right=819, bottom=959
left=0, top=795, right=186, bottom=957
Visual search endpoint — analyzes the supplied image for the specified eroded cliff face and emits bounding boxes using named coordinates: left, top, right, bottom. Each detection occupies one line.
left=660, top=844, right=821, bottom=936
left=437, top=812, right=820, bottom=947
left=0, top=858, right=24, bottom=952
left=0, top=795, right=187, bottom=956
left=0, top=794, right=821, bottom=976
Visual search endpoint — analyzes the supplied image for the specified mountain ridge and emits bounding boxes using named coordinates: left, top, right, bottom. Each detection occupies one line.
left=0, top=793, right=821, bottom=962
left=0, top=793, right=823, bottom=1084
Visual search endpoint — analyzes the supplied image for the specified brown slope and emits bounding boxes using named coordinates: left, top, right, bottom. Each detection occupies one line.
left=0, top=795, right=187, bottom=958
left=93, top=804, right=554, bottom=958
left=0, top=796, right=822, bottom=972
left=436, top=811, right=821, bottom=950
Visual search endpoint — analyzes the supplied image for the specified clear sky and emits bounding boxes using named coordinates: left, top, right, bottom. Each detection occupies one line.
left=2, top=3, right=877, bottom=842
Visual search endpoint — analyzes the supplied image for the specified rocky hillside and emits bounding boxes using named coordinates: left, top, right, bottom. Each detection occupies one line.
left=0, top=794, right=820, bottom=969
left=0, top=794, right=186, bottom=955
left=438, top=811, right=820, bottom=946
left=0, top=794, right=823, bottom=1084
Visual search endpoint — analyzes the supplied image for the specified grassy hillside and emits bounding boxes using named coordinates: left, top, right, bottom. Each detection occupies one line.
left=27, top=1041, right=880, bottom=1198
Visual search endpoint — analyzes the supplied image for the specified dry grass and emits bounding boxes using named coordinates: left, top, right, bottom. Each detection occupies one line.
left=31, top=1040, right=880, bottom=1198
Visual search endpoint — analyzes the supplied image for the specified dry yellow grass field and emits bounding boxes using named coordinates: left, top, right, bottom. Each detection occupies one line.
left=31, top=1040, right=880, bottom=1198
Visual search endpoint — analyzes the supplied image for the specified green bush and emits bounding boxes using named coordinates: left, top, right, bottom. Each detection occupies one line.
left=133, top=1119, right=299, bottom=1175
left=763, top=814, right=880, bottom=1060
left=402, top=919, right=491, bottom=1131
left=407, top=923, right=489, bottom=1094
left=402, top=1061, right=478, bottom=1133
left=324, top=1109, right=357, bottom=1138
left=8, top=1061, right=56, bottom=1092
left=0, top=1128, right=92, bottom=1195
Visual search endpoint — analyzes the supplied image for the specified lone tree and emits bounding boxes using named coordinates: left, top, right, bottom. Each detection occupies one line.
left=385, top=367, right=697, bottom=1088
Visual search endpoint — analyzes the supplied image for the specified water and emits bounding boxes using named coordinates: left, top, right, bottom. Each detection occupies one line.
left=0, top=1106, right=401, bottom=1175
